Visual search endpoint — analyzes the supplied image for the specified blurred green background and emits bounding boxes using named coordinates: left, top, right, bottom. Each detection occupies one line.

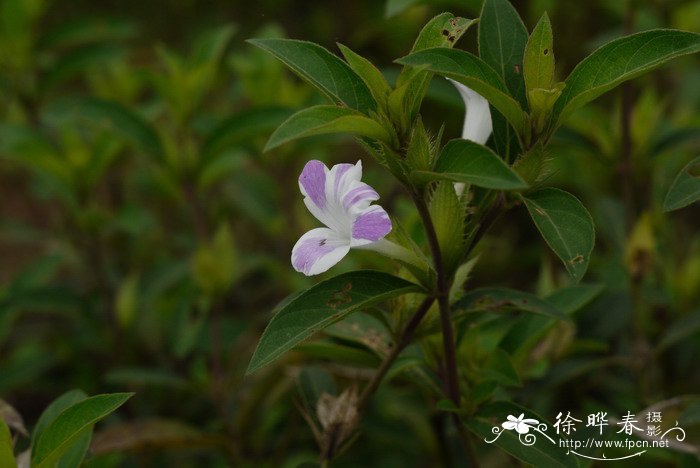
left=1, top=0, right=699, bottom=466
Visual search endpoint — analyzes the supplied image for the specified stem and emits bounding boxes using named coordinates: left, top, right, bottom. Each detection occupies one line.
left=358, top=296, right=435, bottom=411
left=409, top=189, right=461, bottom=407
left=411, top=188, right=483, bottom=467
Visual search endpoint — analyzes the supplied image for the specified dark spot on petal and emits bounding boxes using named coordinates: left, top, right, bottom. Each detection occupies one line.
left=319, top=239, right=326, bottom=246
left=441, top=29, right=449, bottom=36
left=543, top=48, right=549, bottom=55
left=448, top=35, right=455, bottom=42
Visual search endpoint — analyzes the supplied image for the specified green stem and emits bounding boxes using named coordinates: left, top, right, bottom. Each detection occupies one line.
left=358, top=295, right=435, bottom=411
left=409, top=189, right=460, bottom=407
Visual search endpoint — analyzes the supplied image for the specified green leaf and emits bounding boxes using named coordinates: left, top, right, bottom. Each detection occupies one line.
left=385, top=0, right=420, bottom=17
left=466, top=401, right=577, bottom=468
left=396, top=48, right=528, bottom=136
left=202, top=107, right=293, bottom=159
left=415, top=139, right=527, bottom=190
left=523, top=188, right=595, bottom=282
left=31, top=390, right=87, bottom=456
left=478, top=0, right=529, bottom=109
left=482, top=348, right=521, bottom=386
left=246, top=271, right=422, bottom=374
left=657, top=309, right=700, bottom=352
left=264, top=105, right=392, bottom=151
left=663, top=156, right=700, bottom=211
left=454, top=287, right=568, bottom=321
left=89, top=419, right=213, bottom=455
left=551, top=29, right=700, bottom=130
left=500, top=283, right=603, bottom=354
left=546, top=283, right=604, bottom=315
left=524, top=12, right=554, bottom=94
left=395, top=14, right=477, bottom=122
left=337, top=43, right=391, bottom=109
left=32, top=393, right=133, bottom=468
left=44, top=97, right=163, bottom=160
left=0, top=419, right=15, bottom=468
left=247, top=38, right=376, bottom=114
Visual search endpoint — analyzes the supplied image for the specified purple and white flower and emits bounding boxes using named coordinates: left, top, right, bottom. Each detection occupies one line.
left=448, top=79, right=494, bottom=195
left=291, top=159, right=394, bottom=276
left=502, top=413, right=540, bottom=434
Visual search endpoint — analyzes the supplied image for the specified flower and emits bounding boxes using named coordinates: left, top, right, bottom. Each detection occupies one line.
left=448, top=78, right=493, bottom=145
left=502, top=413, right=539, bottom=434
left=292, top=159, right=392, bottom=276
left=448, top=79, right=494, bottom=196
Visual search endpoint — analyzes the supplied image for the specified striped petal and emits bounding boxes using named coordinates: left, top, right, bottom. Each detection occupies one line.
left=291, top=228, right=351, bottom=276
left=351, top=205, right=391, bottom=246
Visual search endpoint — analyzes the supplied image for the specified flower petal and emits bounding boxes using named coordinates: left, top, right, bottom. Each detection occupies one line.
left=448, top=78, right=493, bottom=145
left=291, top=228, right=350, bottom=276
left=506, top=415, right=519, bottom=422
left=342, top=180, right=379, bottom=213
left=351, top=205, right=391, bottom=246
left=522, top=418, right=539, bottom=426
left=299, top=160, right=327, bottom=210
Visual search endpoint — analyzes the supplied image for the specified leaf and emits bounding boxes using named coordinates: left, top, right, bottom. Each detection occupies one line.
left=482, top=348, right=521, bottom=386
left=247, top=38, right=376, bottom=114
left=0, top=419, right=15, bottom=468
left=478, top=0, right=530, bottom=109
left=523, top=188, right=595, bottom=282
left=500, top=284, right=603, bottom=354
left=524, top=12, right=554, bottom=93
left=337, top=43, right=391, bottom=109
left=202, top=107, right=293, bottom=159
left=657, top=309, right=700, bottom=352
left=385, top=0, right=420, bottom=17
left=415, top=139, right=527, bottom=190
left=44, top=97, right=163, bottom=160
left=264, top=105, right=392, bottom=151
left=454, top=287, right=568, bottom=321
left=246, top=271, right=422, bottom=374
left=395, top=48, right=528, bottom=136
left=90, top=419, right=211, bottom=455
left=32, top=393, right=133, bottom=468
left=466, top=401, right=577, bottom=468
left=395, top=14, right=477, bottom=122
left=546, top=283, right=604, bottom=315
left=31, top=391, right=87, bottom=455
left=551, top=29, right=700, bottom=130
left=663, top=156, right=700, bottom=211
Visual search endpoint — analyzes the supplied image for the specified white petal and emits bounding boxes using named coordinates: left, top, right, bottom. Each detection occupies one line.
left=448, top=78, right=493, bottom=145
left=502, top=421, right=517, bottom=430
left=291, top=228, right=350, bottom=276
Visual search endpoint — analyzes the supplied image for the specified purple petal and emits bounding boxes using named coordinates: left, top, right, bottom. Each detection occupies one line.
left=352, top=206, right=391, bottom=243
left=343, top=182, right=379, bottom=211
left=299, top=160, right=327, bottom=210
left=291, top=228, right=350, bottom=276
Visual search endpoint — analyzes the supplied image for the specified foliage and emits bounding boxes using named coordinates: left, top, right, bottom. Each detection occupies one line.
left=0, top=0, right=699, bottom=466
